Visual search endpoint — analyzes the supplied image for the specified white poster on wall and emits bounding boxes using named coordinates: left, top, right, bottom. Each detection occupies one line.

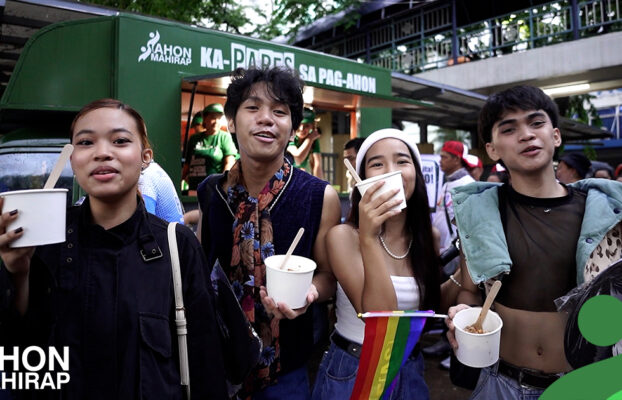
left=420, top=154, right=444, bottom=210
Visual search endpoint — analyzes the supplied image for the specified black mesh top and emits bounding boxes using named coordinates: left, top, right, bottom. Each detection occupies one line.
left=495, top=184, right=587, bottom=312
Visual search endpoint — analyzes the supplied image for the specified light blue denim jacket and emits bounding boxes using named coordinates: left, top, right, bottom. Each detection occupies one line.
left=451, top=179, right=622, bottom=286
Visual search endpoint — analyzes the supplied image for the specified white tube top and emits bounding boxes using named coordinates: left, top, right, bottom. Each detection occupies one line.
left=334, top=275, right=420, bottom=344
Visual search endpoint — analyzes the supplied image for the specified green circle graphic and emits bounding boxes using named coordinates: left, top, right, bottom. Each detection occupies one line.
left=578, top=295, right=622, bottom=346
left=607, top=390, right=622, bottom=400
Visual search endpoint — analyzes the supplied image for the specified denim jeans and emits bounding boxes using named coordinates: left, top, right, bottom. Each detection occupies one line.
left=252, top=366, right=311, bottom=400
left=311, top=341, right=429, bottom=400
left=470, top=363, right=545, bottom=400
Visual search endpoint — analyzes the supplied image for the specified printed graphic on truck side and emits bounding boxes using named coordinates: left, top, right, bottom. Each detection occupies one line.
left=138, top=31, right=192, bottom=65
left=137, top=31, right=377, bottom=94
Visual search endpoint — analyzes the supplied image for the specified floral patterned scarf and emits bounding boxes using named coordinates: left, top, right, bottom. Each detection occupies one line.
left=225, top=158, right=292, bottom=396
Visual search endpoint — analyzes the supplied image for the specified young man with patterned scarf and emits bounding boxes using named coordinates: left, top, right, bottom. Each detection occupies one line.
left=445, top=85, right=622, bottom=399
left=196, top=67, right=341, bottom=399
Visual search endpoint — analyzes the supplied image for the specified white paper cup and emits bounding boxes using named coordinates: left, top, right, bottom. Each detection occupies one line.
left=355, top=171, right=407, bottom=211
left=265, top=254, right=317, bottom=309
left=1, top=189, right=68, bottom=248
left=454, top=307, right=503, bottom=368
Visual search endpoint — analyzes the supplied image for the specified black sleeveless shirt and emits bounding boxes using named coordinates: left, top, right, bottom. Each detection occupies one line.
left=495, top=184, right=586, bottom=312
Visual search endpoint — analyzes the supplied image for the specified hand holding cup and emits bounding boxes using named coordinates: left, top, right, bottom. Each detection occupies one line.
left=447, top=301, right=504, bottom=368
left=0, top=197, right=35, bottom=279
left=260, top=283, right=318, bottom=320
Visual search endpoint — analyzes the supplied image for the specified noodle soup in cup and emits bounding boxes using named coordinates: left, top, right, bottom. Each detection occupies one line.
left=265, top=255, right=317, bottom=309
left=453, top=307, right=503, bottom=368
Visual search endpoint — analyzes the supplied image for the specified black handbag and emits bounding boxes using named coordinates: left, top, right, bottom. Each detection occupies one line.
left=198, top=173, right=262, bottom=385
left=562, top=259, right=622, bottom=369
left=449, top=351, right=481, bottom=390
left=441, top=239, right=482, bottom=390
left=211, top=259, right=262, bottom=385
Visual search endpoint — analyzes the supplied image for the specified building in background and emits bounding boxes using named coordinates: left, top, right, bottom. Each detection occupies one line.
left=286, top=0, right=621, bottom=165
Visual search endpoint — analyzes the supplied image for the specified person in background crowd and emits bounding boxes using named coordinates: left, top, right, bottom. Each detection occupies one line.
left=181, top=111, right=205, bottom=151
left=190, top=111, right=205, bottom=135
left=487, top=163, right=510, bottom=184
left=446, top=85, right=622, bottom=399
left=0, top=98, right=227, bottom=399
left=465, top=154, right=484, bottom=181
left=556, top=152, right=591, bottom=184
left=183, top=103, right=237, bottom=192
left=139, top=160, right=185, bottom=224
left=312, top=129, right=442, bottom=400
left=182, top=208, right=200, bottom=229
left=287, top=108, right=324, bottom=179
left=343, top=137, right=365, bottom=191
left=589, top=160, right=614, bottom=179
left=432, top=140, right=475, bottom=265
left=615, top=163, right=622, bottom=183
left=427, top=140, right=474, bottom=367
left=196, top=67, right=341, bottom=400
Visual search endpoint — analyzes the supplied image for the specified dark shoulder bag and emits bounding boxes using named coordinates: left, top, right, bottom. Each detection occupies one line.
left=449, top=352, right=481, bottom=390
left=199, top=174, right=262, bottom=385
left=210, top=260, right=262, bottom=384
left=441, top=239, right=482, bottom=390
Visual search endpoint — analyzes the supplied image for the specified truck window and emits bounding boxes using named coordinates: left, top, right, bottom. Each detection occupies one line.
left=0, top=152, right=73, bottom=201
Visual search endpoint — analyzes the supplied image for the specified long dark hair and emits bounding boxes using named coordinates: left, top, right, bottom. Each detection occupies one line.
left=348, top=147, right=441, bottom=311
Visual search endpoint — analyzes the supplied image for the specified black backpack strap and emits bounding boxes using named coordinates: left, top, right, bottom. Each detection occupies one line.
left=136, top=200, right=163, bottom=262
left=138, top=233, right=163, bottom=262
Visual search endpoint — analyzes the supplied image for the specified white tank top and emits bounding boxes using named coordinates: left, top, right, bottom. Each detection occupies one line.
left=334, top=276, right=420, bottom=344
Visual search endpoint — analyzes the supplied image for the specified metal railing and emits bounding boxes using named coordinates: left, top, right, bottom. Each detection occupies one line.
left=312, top=3, right=452, bottom=61
left=321, top=152, right=337, bottom=186
left=312, top=0, right=622, bottom=74
left=599, top=105, right=621, bottom=138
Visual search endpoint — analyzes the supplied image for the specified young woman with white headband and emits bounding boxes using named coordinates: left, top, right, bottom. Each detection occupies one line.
left=312, top=129, right=442, bottom=399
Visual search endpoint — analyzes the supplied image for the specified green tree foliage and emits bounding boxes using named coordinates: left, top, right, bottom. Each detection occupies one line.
left=256, top=0, right=360, bottom=40
left=82, top=0, right=359, bottom=39
left=430, top=127, right=471, bottom=154
left=200, top=0, right=251, bottom=33
left=583, top=145, right=598, bottom=161
left=564, top=94, right=603, bottom=127
left=82, top=0, right=251, bottom=33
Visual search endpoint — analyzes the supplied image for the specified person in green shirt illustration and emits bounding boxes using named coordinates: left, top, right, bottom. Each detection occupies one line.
left=183, top=103, right=238, bottom=192
left=287, top=108, right=324, bottom=179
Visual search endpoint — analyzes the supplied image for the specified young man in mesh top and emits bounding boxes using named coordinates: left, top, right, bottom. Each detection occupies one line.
left=446, top=85, right=622, bottom=399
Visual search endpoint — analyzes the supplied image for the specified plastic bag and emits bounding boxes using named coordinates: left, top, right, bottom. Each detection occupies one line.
left=555, top=259, right=622, bottom=368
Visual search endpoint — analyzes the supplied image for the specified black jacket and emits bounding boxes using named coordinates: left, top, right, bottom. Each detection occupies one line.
left=0, top=198, right=227, bottom=399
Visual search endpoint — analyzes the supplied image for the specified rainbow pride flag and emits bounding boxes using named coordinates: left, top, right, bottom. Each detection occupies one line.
left=350, top=310, right=442, bottom=400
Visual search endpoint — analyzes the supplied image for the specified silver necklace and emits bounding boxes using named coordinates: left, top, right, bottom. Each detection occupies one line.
left=378, top=233, right=412, bottom=260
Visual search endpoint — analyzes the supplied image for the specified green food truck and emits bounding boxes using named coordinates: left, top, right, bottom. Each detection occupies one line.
left=0, top=12, right=426, bottom=210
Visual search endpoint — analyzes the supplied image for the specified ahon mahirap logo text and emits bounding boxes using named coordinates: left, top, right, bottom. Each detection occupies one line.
left=0, top=346, right=70, bottom=390
left=138, top=31, right=191, bottom=65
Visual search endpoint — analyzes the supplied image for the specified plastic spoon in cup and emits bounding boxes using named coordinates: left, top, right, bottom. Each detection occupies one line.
left=466, top=280, right=502, bottom=334
left=279, top=227, right=305, bottom=270
left=343, top=159, right=362, bottom=184
left=43, top=144, right=74, bottom=189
